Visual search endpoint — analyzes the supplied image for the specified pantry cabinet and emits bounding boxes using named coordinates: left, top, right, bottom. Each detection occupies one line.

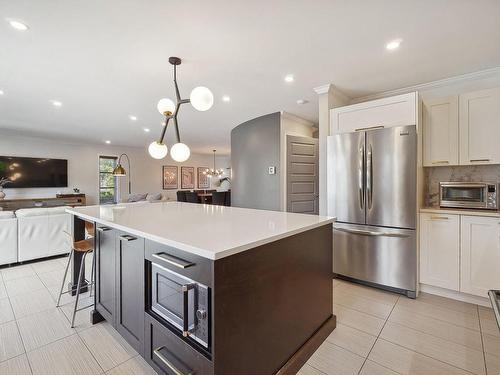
left=460, top=215, right=500, bottom=297
left=422, top=96, right=459, bottom=166
left=419, top=213, right=460, bottom=290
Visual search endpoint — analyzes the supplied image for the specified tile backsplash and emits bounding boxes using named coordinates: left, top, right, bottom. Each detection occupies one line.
left=424, top=165, right=500, bottom=207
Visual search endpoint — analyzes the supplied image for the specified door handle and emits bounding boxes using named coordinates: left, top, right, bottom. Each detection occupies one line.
left=358, top=144, right=365, bottom=210
left=470, top=159, right=491, bottom=163
left=430, top=216, right=449, bottom=220
left=119, top=235, right=137, bottom=241
left=96, top=227, right=111, bottom=232
left=182, top=283, right=196, bottom=337
left=334, top=226, right=409, bottom=238
left=366, top=144, right=373, bottom=210
left=432, top=160, right=449, bottom=165
left=153, top=346, right=194, bottom=375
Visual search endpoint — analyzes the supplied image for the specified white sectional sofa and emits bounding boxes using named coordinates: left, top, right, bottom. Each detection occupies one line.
left=0, top=211, right=18, bottom=265
left=16, top=206, right=71, bottom=262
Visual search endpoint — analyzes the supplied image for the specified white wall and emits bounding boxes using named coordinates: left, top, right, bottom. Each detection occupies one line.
left=279, top=112, right=316, bottom=211
left=0, top=130, right=230, bottom=205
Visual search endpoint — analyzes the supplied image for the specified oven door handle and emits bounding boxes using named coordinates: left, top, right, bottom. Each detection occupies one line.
left=182, top=283, right=196, bottom=337
left=153, top=346, right=194, bottom=375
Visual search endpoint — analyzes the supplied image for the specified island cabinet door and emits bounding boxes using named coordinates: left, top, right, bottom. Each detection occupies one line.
left=95, top=225, right=116, bottom=324
left=115, top=231, right=145, bottom=354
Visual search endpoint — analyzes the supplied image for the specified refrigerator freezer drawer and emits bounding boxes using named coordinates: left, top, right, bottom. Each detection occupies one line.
left=333, top=223, right=417, bottom=292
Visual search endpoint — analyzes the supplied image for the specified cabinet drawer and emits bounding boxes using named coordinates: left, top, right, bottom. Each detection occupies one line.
left=144, top=313, right=213, bottom=375
left=145, top=240, right=213, bottom=288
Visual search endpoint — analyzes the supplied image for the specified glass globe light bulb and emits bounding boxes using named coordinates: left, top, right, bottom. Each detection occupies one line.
left=148, top=141, right=168, bottom=159
left=157, top=98, right=176, bottom=115
left=189, top=87, right=214, bottom=111
left=170, top=143, right=191, bottom=162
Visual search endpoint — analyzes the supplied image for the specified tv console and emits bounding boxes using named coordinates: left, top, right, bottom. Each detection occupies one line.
left=0, top=194, right=86, bottom=211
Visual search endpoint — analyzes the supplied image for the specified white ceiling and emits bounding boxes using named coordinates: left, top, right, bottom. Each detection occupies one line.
left=1, top=0, right=500, bottom=154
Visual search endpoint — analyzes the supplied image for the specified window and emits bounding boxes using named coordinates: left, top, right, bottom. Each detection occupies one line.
left=99, top=156, right=118, bottom=204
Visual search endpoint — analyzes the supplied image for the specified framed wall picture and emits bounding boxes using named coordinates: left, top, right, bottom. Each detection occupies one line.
left=181, top=166, right=195, bottom=189
left=162, top=166, right=178, bottom=190
left=197, top=167, right=210, bottom=189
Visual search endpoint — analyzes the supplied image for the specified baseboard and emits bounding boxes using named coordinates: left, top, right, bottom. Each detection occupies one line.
left=420, top=284, right=490, bottom=307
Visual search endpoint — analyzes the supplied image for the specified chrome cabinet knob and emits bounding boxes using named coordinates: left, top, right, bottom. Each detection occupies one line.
left=196, top=309, right=207, bottom=320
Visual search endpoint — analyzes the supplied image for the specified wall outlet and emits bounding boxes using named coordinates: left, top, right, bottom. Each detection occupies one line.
left=268, top=166, right=276, bottom=175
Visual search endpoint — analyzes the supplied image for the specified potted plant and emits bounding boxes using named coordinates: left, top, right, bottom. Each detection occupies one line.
left=0, top=177, right=12, bottom=200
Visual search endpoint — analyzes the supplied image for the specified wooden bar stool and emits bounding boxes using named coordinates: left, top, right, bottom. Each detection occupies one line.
left=56, top=224, right=96, bottom=328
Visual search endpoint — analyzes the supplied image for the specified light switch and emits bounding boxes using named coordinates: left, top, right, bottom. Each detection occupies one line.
left=268, top=166, right=276, bottom=175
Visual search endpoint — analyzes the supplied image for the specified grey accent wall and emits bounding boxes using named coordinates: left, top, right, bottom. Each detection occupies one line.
left=231, top=112, right=281, bottom=210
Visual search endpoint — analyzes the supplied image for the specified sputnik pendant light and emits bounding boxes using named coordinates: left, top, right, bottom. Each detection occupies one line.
left=149, top=57, right=214, bottom=161
left=203, top=150, right=224, bottom=178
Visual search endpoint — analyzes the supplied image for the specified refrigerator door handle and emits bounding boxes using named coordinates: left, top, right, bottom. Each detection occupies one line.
left=334, top=226, right=410, bottom=238
left=366, top=144, right=373, bottom=209
left=358, top=144, right=365, bottom=210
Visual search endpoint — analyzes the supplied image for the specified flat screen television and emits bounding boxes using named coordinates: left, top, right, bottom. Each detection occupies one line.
left=0, top=156, right=68, bottom=188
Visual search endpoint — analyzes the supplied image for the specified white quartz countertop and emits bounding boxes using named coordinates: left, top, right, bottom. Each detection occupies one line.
left=420, top=207, right=500, bottom=218
left=66, top=202, right=335, bottom=260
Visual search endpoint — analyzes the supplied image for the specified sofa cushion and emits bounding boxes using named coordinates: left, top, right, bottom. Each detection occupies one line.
left=147, top=192, right=163, bottom=202
left=47, top=206, right=68, bottom=215
left=0, top=211, right=15, bottom=219
left=127, top=193, right=148, bottom=202
left=15, top=208, right=49, bottom=217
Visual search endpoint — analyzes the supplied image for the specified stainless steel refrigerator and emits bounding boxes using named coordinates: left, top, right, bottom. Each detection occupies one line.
left=328, top=125, right=417, bottom=298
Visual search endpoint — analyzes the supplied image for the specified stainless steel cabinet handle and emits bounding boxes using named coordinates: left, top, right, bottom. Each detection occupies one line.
left=432, top=160, right=449, bottom=164
left=334, top=226, right=409, bottom=238
left=153, top=346, right=194, bottom=375
left=430, top=216, right=449, bottom=220
left=152, top=253, right=194, bottom=269
left=488, top=290, right=500, bottom=332
left=119, top=235, right=137, bottom=241
left=182, top=283, right=196, bottom=337
left=355, top=125, right=384, bottom=132
left=470, top=159, right=491, bottom=163
left=96, top=227, right=111, bottom=232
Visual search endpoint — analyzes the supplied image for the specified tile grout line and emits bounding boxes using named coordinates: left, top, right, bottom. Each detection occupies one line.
left=334, top=301, right=390, bottom=321
left=75, top=329, right=107, bottom=374
left=357, top=295, right=402, bottom=375
left=477, top=304, right=489, bottom=375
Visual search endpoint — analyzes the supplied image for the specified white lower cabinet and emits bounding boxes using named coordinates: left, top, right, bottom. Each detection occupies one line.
left=420, top=213, right=460, bottom=290
left=460, top=215, right=500, bottom=297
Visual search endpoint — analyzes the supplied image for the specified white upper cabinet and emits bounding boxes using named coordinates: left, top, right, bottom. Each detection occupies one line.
left=460, top=215, right=500, bottom=297
left=330, top=92, right=417, bottom=134
left=419, top=213, right=460, bottom=291
left=459, top=88, right=500, bottom=165
left=423, top=96, right=459, bottom=166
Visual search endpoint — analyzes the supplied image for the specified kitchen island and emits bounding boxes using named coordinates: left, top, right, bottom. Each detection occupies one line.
left=67, top=202, right=335, bottom=375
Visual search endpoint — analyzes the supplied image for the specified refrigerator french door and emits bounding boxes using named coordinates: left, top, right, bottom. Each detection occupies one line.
left=329, top=125, right=417, bottom=297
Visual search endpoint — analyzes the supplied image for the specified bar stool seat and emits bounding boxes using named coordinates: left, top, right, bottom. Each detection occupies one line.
left=56, top=229, right=96, bottom=328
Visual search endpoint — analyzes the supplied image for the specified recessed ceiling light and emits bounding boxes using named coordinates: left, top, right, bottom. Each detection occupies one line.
left=143, top=128, right=150, bottom=132
left=222, top=95, right=230, bottom=102
left=7, top=19, right=29, bottom=31
left=296, top=99, right=309, bottom=105
left=50, top=100, right=62, bottom=107
left=129, top=115, right=137, bottom=121
left=0, top=90, right=4, bottom=95
left=284, top=74, right=294, bottom=83
left=105, top=140, right=111, bottom=144
left=386, top=38, right=402, bottom=51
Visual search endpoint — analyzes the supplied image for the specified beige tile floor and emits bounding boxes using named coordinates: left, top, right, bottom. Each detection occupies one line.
left=299, top=279, right=500, bottom=375
left=1, top=257, right=499, bottom=375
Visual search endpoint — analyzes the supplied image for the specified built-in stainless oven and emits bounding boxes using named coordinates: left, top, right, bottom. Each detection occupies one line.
left=440, top=182, right=498, bottom=210
left=150, top=252, right=210, bottom=349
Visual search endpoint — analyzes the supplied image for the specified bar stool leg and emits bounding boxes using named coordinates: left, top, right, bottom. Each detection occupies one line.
left=71, top=251, right=88, bottom=328
left=89, top=251, right=96, bottom=297
left=56, top=249, right=74, bottom=308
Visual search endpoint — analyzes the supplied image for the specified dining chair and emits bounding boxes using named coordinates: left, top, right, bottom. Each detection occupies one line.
left=176, top=190, right=187, bottom=202
left=225, top=190, right=231, bottom=206
left=212, top=191, right=226, bottom=206
left=186, top=192, right=200, bottom=203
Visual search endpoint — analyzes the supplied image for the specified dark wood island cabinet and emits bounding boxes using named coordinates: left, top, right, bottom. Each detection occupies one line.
left=68, top=202, right=335, bottom=375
